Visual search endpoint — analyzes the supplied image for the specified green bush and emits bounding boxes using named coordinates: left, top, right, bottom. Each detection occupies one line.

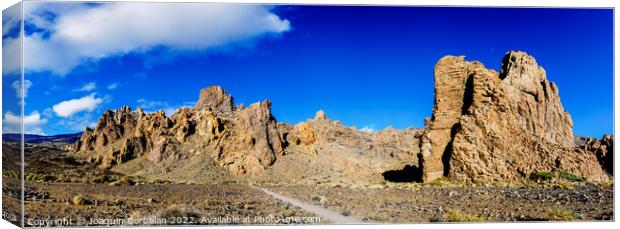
left=151, top=179, right=171, bottom=184
left=295, top=138, right=301, bottom=145
left=24, top=173, right=56, bottom=182
left=530, top=171, right=555, bottom=181
left=558, top=171, right=584, bottom=182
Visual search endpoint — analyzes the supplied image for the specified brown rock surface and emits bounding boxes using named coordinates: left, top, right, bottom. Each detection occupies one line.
left=194, top=86, right=234, bottom=112
left=260, top=110, right=421, bottom=185
left=578, top=135, right=613, bottom=174
left=73, top=86, right=284, bottom=176
left=420, top=51, right=608, bottom=183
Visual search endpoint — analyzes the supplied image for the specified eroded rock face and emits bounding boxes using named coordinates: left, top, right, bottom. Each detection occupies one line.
left=270, top=110, right=421, bottom=185
left=501, top=52, right=574, bottom=147
left=420, top=51, right=608, bottom=183
left=578, top=135, right=614, bottom=175
left=213, top=100, right=285, bottom=175
left=73, top=86, right=284, bottom=175
left=194, top=86, right=234, bottom=113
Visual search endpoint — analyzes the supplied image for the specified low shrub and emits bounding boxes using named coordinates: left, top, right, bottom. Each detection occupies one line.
left=157, top=204, right=201, bottom=220
left=423, top=177, right=451, bottom=187
left=445, top=209, right=486, bottom=222
left=558, top=171, right=584, bottom=182
left=24, top=173, right=56, bottom=182
left=530, top=171, right=555, bottom=181
left=71, top=195, right=91, bottom=205
left=545, top=208, right=574, bottom=221
left=91, top=175, right=117, bottom=184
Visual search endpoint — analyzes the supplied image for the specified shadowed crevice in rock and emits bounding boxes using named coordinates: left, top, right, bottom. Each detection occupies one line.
left=441, top=123, right=460, bottom=177
left=461, top=75, right=475, bottom=115
left=382, top=165, right=422, bottom=183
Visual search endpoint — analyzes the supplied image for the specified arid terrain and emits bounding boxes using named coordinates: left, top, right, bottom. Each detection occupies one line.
left=2, top=51, right=614, bottom=226
left=2, top=140, right=614, bottom=226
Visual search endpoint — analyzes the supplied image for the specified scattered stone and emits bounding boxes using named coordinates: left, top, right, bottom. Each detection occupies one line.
left=341, top=208, right=351, bottom=216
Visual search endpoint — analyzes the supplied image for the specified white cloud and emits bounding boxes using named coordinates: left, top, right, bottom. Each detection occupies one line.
left=2, top=4, right=21, bottom=36
left=107, top=83, right=118, bottom=90
left=2, top=33, right=22, bottom=75
left=52, top=93, right=103, bottom=117
left=17, top=2, right=290, bottom=75
left=3, top=111, right=49, bottom=135
left=76, top=82, right=96, bottom=92
left=55, top=113, right=98, bottom=132
left=137, top=98, right=194, bottom=116
left=2, top=4, right=22, bottom=75
left=360, top=125, right=376, bottom=133
left=12, top=80, right=33, bottom=98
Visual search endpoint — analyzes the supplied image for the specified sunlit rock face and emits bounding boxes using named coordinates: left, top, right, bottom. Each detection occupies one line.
left=420, top=51, right=608, bottom=183
left=73, top=86, right=284, bottom=175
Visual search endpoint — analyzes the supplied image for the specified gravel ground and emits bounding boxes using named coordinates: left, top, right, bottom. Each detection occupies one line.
left=271, top=184, right=613, bottom=223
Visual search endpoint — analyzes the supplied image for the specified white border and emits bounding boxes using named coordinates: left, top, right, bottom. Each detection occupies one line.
left=1, top=1, right=617, bottom=229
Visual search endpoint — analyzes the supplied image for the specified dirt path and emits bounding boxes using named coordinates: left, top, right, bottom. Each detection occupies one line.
left=257, top=187, right=367, bottom=224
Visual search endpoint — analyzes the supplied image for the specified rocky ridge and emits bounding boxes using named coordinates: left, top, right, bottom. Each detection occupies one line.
left=258, top=111, right=420, bottom=185
left=72, top=87, right=419, bottom=184
left=73, top=86, right=285, bottom=175
left=72, top=51, right=612, bottom=185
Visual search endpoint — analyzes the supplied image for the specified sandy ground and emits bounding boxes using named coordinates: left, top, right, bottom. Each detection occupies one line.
left=258, top=187, right=365, bottom=224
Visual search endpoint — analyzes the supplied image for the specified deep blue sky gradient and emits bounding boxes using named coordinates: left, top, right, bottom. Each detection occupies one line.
left=20, top=6, right=614, bottom=136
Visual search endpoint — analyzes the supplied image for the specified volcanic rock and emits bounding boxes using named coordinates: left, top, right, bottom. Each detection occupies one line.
left=264, top=110, right=421, bottom=185
left=419, top=51, right=608, bottom=183
left=73, top=86, right=284, bottom=175
left=194, top=86, right=234, bottom=113
left=578, top=135, right=613, bottom=174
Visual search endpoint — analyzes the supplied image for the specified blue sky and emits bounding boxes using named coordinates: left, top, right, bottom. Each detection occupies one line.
left=2, top=3, right=614, bottom=137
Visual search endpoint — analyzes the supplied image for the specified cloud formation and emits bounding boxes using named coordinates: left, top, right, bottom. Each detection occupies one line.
left=76, top=82, right=96, bottom=92
left=15, top=2, right=290, bottom=75
left=107, top=83, right=118, bottom=90
left=12, top=80, right=33, bottom=98
left=3, top=111, right=49, bottom=135
left=55, top=113, right=98, bottom=132
left=360, top=125, right=377, bottom=133
left=52, top=93, right=103, bottom=117
left=137, top=98, right=195, bottom=116
left=2, top=4, right=22, bottom=75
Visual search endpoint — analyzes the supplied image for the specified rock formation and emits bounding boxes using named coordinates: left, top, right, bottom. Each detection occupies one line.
left=578, top=135, right=613, bottom=175
left=73, top=51, right=610, bottom=185
left=262, top=110, right=421, bottom=185
left=419, top=51, right=608, bottom=183
left=73, top=86, right=284, bottom=175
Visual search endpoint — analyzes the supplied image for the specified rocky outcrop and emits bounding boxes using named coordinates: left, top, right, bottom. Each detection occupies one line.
left=213, top=100, right=285, bottom=175
left=500, top=52, right=574, bottom=147
left=73, top=86, right=284, bottom=175
left=578, top=135, right=613, bottom=175
left=73, top=52, right=609, bottom=185
left=194, top=86, right=234, bottom=113
left=420, top=51, right=608, bottom=183
left=263, top=110, right=421, bottom=185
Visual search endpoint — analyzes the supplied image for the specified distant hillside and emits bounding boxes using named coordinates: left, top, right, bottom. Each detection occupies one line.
left=2, top=132, right=82, bottom=144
